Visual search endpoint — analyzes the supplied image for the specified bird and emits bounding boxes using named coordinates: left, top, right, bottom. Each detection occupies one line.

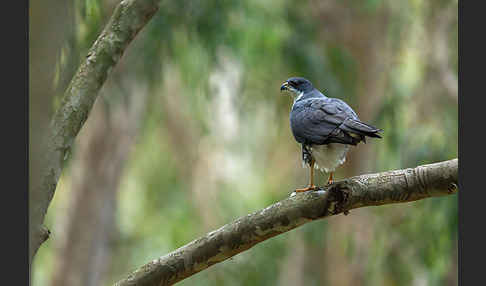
left=280, top=77, right=383, bottom=192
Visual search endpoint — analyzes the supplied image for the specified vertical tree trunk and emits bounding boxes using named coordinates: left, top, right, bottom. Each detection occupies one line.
left=50, top=82, right=147, bottom=286
left=29, top=0, right=72, bottom=266
left=29, top=0, right=160, bottom=265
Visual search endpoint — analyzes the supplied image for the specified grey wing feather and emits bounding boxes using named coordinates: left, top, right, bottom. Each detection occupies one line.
left=290, top=98, right=382, bottom=146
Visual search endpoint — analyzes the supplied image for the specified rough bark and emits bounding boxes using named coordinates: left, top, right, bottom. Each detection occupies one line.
left=29, top=0, right=160, bottom=265
left=115, top=159, right=458, bottom=286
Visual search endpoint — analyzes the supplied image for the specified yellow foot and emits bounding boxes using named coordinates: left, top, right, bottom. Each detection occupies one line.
left=295, top=185, right=318, bottom=192
left=326, top=173, right=334, bottom=186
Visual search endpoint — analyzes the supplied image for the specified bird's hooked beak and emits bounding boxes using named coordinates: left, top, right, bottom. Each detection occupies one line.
left=280, top=81, right=289, bottom=92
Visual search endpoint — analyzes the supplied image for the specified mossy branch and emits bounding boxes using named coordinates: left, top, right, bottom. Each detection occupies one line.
left=115, top=159, right=458, bottom=286
left=29, top=0, right=160, bottom=264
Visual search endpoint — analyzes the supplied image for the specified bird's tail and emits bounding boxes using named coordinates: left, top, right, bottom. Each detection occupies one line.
left=340, top=118, right=383, bottom=142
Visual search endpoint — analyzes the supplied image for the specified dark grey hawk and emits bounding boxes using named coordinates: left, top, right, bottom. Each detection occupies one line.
left=280, top=77, right=383, bottom=192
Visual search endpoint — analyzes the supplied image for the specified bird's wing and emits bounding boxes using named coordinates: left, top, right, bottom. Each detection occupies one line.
left=290, top=98, right=381, bottom=145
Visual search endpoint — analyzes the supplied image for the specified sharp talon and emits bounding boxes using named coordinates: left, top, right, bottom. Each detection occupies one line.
left=295, top=185, right=318, bottom=192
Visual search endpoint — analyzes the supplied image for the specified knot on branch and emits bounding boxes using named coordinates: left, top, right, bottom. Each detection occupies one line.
left=39, top=225, right=51, bottom=244
left=324, top=182, right=351, bottom=216
left=448, top=182, right=458, bottom=194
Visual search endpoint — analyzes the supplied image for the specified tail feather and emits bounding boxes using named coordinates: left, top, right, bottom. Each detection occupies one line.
left=340, top=118, right=383, bottom=139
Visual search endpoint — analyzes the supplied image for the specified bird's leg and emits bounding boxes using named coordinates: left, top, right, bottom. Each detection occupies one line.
left=310, top=161, right=315, bottom=186
left=302, top=144, right=312, bottom=166
left=326, top=172, right=334, bottom=186
left=296, top=159, right=318, bottom=192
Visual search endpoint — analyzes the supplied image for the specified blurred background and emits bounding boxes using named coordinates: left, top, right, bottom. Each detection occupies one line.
left=30, top=0, right=458, bottom=285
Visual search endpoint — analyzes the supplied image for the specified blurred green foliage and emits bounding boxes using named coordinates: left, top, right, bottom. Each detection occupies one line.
left=32, top=0, right=457, bottom=285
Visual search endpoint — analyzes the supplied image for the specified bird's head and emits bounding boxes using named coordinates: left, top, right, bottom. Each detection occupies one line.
left=280, top=77, right=314, bottom=98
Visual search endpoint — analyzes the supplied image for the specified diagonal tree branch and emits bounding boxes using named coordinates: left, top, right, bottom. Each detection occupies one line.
left=115, top=159, right=458, bottom=286
left=29, top=0, right=160, bottom=265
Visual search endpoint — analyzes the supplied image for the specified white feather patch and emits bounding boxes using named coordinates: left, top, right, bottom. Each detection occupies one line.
left=308, top=143, right=349, bottom=173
